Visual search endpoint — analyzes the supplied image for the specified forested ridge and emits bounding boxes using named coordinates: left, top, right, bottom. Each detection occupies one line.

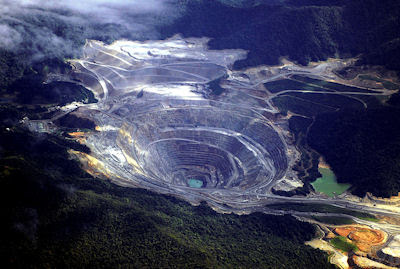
left=162, top=0, right=400, bottom=71
left=1, top=0, right=400, bottom=93
left=308, top=103, right=400, bottom=198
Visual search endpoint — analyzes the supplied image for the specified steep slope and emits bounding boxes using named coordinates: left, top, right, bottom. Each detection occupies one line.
left=161, top=0, right=400, bottom=71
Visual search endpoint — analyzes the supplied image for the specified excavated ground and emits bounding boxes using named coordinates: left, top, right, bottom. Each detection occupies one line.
left=28, top=35, right=400, bottom=269
left=66, top=36, right=298, bottom=206
left=59, top=36, right=396, bottom=213
left=334, top=226, right=386, bottom=252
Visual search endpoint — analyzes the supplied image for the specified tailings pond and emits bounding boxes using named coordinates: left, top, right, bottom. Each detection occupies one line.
left=311, top=168, right=350, bottom=197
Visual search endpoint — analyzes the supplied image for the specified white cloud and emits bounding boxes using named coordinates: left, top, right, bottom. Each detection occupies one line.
left=0, top=23, right=22, bottom=48
left=0, top=0, right=181, bottom=60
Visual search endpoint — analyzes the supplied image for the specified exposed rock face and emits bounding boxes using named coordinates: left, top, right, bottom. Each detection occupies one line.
left=378, top=235, right=400, bottom=267
left=364, top=192, right=400, bottom=206
left=351, top=255, right=397, bottom=269
left=68, top=36, right=297, bottom=207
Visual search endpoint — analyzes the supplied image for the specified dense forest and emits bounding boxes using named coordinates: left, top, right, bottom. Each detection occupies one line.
left=161, top=0, right=400, bottom=71
left=308, top=104, right=400, bottom=198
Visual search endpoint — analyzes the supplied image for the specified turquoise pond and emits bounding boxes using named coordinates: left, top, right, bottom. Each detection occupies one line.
left=188, top=179, right=203, bottom=188
left=311, top=168, right=350, bottom=197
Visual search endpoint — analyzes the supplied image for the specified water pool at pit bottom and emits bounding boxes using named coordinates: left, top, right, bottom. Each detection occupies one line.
left=188, top=179, right=203, bottom=188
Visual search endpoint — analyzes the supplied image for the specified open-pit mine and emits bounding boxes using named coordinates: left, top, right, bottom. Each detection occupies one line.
left=67, top=36, right=300, bottom=207
left=30, top=36, right=400, bottom=268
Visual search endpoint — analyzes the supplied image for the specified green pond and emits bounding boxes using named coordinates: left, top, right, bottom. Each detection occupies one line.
left=188, top=179, right=203, bottom=188
left=311, top=168, right=350, bottom=197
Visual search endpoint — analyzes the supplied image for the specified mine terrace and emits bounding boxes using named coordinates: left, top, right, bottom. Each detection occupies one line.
left=34, top=36, right=397, bottom=214
left=65, top=36, right=296, bottom=207
left=27, top=35, right=400, bottom=268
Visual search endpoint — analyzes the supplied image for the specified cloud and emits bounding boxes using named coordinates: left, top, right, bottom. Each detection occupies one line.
left=0, top=23, right=22, bottom=48
left=0, top=0, right=181, bottom=61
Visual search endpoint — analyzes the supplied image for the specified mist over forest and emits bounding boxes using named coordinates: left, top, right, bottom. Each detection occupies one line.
left=0, top=0, right=182, bottom=61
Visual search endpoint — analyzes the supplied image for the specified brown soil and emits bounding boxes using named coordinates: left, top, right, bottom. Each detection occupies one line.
left=334, top=226, right=386, bottom=253
left=67, top=132, right=86, bottom=144
left=349, top=229, right=385, bottom=245
left=378, top=215, right=400, bottom=225
left=318, top=157, right=330, bottom=169
left=334, top=227, right=357, bottom=237
left=326, top=231, right=336, bottom=239
left=68, top=131, right=85, bottom=137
